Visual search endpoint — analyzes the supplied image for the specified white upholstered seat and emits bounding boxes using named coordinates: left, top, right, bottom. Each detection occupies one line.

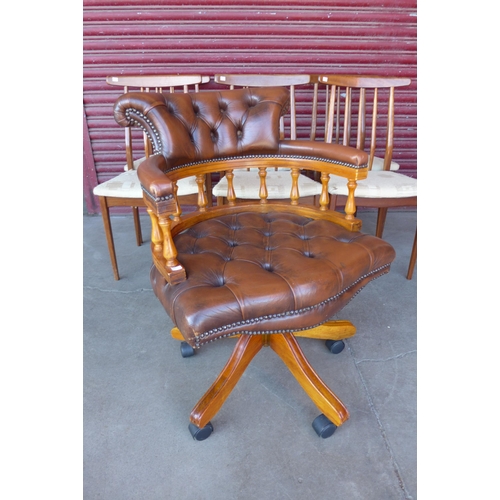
left=93, top=74, right=210, bottom=280
left=212, top=168, right=323, bottom=199
left=328, top=170, right=416, bottom=199
left=93, top=159, right=199, bottom=199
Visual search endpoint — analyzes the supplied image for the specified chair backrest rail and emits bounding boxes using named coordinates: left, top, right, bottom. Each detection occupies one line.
left=317, top=75, right=410, bottom=171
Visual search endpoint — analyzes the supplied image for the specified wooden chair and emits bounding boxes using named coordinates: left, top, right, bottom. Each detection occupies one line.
left=211, top=74, right=323, bottom=205
left=112, top=86, right=397, bottom=440
left=314, top=75, right=417, bottom=279
left=93, top=74, right=210, bottom=280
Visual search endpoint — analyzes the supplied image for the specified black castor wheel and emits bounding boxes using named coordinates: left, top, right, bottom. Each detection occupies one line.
left=312, top=414, right=337, bottom=439
left=188, top=421, right=214, bottom=441
left=180, top=341, right=196, bottom=358
left=325, top=339, right=345, bottom=354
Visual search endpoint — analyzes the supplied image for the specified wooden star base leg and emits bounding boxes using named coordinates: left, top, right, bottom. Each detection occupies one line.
left=189, top=332, right=349, bottom=430
left=190, top=334, right=265, bottom=428
left=269, top=333, right=349, bottom=427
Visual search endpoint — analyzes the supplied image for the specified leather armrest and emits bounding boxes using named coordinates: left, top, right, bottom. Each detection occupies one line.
left=278, top=140, right=368, bottom=168
left=137, top=154, right=173, bottom=200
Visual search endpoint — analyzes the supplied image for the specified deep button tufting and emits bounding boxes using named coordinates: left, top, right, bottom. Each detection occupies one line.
left=247, top=96, right=259, bottom=107
left=210, top=130, right=218, bottom=142
left=153, top=211, right=396, bottom=347
left=236, top=129, right=243, bottom=139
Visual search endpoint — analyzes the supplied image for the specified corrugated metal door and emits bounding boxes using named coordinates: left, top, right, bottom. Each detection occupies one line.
left=83, top=0, right=417, bottom=214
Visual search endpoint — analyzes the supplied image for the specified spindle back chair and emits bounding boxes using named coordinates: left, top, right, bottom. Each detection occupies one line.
left=314, top=74, right=416, bottom=278
left=93, top=74, right=210, bottom=279
left=211, top=74, right=323, bottom=206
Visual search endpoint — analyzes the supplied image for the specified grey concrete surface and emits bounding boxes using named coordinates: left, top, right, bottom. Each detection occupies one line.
left=83, top=209, right=417, bottom=499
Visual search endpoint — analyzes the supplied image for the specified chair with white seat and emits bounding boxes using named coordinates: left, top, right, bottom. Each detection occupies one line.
left=93, top=74, right=210, bottom=280
left=212, top=74, right=323, bottom=205
left=315, top=75, right=417, bottom=279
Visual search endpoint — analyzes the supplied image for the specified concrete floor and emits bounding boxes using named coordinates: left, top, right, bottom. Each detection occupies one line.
left=83, top=209, right=417, bottom=500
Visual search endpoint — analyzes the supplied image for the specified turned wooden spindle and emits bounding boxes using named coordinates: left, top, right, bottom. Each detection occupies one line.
left=369, top=88, right=378, bottom=171
left=196, top=174, right=208, bottom=212
left=319, top=171, right=330, bottom=211
left=158, top=215, right=181, bottom=268
left=148, top=209, right=163, bottom=257
left=172, top=181, right=181, bottom=222
left=258, top=167, right=268, bottom=203
left=344, top=179, right=357, bottom=220
left=290, top=167, right=300, bottom=205
left=226, top=170, right=236, bottom=206
left=384, top=87, right=395, bottom=172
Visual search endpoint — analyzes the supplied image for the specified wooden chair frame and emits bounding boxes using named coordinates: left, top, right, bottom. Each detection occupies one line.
left=111, top=87, right=397, bottom=439
left=94, top=74, right=210, bottom=280
left=314, top=75, right=416, bottom=279
left=144, top=155, right=367, bottom=437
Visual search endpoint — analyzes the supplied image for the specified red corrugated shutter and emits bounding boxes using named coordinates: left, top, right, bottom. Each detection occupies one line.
left=83, top=0, right=417, bottom=214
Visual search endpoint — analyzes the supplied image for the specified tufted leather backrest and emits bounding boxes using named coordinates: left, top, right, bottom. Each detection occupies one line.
left=114, top=86, right=290, bottom=171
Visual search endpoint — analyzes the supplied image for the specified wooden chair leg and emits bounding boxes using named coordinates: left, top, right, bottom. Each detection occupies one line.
left=375, top=207, right=388, bottom=238
left=269, top=333, right=349, bottom=427
left=406, top=229, right=417, bottom=280
left=98, top=196, right=120, bottom=280
left=189, top=334, right=265, bottom=428
left=132, top=206, right=143, bottom=246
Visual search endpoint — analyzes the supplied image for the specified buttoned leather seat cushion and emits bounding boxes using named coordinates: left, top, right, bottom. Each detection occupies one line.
left=151, top=211, right=395, bottom=348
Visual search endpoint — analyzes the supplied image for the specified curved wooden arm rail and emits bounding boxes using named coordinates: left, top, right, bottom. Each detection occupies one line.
left=112, top=87, right=396, bottom=440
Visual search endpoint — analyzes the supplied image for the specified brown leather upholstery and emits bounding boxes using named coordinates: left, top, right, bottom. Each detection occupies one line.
left=112, top=86, right=396, bottom=439
left=114, top=87, right=368, bottom=203
left=113, top=84, right=396, bottom=350
left=114, top=87, right=290, bottom=170
left=151, top=212, right=394, bottom=348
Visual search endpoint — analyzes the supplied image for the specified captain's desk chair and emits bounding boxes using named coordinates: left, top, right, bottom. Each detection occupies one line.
left=113, top=86, right=396, bottom=440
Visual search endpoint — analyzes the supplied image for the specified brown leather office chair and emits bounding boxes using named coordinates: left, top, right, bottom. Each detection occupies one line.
left=314, top=75, right=416, bottom=279
left=113, top=86, right=396, bottom=440
left=93, top=74, right=210, bottom=280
